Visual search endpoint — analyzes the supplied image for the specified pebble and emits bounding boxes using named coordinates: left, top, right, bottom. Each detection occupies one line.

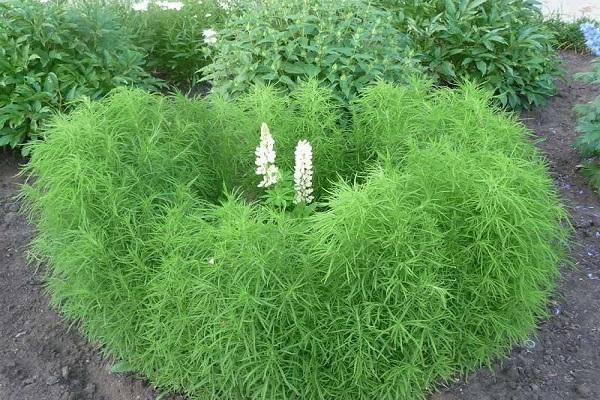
left=505, top=365, right=519, bottom=380
left=575, top=384, right=592, bottom=398
left=46, top=375, right=59, bottom=385
left=61, top=366, right=69, bottom=379
left=84, top=382, right=96, bottom=395
left=23, top=376, right=36, bottom=386
left=4, top=211, right=17, bottom=225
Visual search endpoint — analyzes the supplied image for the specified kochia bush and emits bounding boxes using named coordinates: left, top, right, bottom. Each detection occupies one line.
left=22, top=81, right=567, bottom=399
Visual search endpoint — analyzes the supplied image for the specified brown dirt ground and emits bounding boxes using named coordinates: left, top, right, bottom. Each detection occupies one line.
left=1, top=51, right=599, bottom=400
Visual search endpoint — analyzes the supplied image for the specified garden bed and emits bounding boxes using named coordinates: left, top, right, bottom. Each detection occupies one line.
left=0, top=51, right=599, bottom=400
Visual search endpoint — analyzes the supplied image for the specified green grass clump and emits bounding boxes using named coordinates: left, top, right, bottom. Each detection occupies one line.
left=22, top=80, right=568, bottom=399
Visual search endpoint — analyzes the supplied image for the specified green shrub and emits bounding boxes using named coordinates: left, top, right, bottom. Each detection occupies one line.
left=375, top=0, right=560, bottom=109
left=129, top=0, right=228, bottom=85
left=202, top=0, right=421, bottom=104
left=573, top=46, right=600, bottom=191
left=0, top=0, right=161, bottom=149
left=544, top=15, right=598, bottom=53
left=22, top=81, right=567, bottom=399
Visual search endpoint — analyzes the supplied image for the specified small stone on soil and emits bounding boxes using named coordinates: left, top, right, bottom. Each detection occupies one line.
left=3, top=211, right=17, bottom=225
left=23, top=376, right=36, bottom=386
left=85, top=382, right=96, bottom=394
left=575, top=384, right=592, bottom=398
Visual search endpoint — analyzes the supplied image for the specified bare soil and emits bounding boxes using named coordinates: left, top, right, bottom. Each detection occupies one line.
left=1, top=51, right=599, bottom=400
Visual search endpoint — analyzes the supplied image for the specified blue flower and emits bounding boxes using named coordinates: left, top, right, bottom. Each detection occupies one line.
left=581, top=23, right=600, bottom=57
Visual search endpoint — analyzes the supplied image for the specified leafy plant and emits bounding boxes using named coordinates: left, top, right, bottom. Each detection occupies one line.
left=544, top=14, right=599, bottom=53
left=574, top=94, right=600, bottom=191
left=129, top=0, right=229, bottom=85
left=22, top=80, right=567, bottom=399
left=573, top=26, right=600, bottom=192
left=202, top=0, right=421, bottom=104
left=575, top=96, right=600, bottom=156
left=375, top=0, right=560, bottom=109
left=0, top=0, right=161, bottom=150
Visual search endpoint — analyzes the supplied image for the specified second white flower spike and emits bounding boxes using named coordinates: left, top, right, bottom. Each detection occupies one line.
left=293, top=140, right=314, bottom=204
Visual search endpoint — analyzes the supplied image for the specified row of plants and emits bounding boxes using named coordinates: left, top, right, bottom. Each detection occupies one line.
left=0, top=0, right=569, bottom=150
left=543, top=14, right=599, bottom=53
left=22, top=80, right=568, bottom=399
left=0, top=0, right=161, bottom=149
left=204, top=0, right=560, bottom=109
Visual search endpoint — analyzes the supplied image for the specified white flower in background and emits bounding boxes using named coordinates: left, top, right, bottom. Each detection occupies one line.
left=255, top=123, right=279, bottom=188
left=293, top=140, right=314, bottom=204
left=205, top=13, right=212, bottom=17
left=132, top=0, right=149, bottom=11
left=203, top=28, right=217, bottom=45
left=217, top=0, right=232, bottom=10
left=158, top=1, right=184, bottom=10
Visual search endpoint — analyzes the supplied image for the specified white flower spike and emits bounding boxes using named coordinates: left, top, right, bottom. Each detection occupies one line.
left=132, top=0, right=149, bottom=11
left=255, top=123, right=279, bottom=188
left=293, top=140, right=314, bottom=204
left=203, top=28, right=217, bottom=45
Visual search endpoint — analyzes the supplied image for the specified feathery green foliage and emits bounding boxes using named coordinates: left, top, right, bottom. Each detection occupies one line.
left=0, top=0, right=161, bottom=150
left=22, top=80, right=567, bottom=399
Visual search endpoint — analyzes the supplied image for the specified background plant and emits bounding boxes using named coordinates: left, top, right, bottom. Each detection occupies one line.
left=0, top=0, right=161, bottom=150
left=374, top=0, right=560, bottom=109
left=573, top=23, right=600, bottom=191
left=202, top=0, right=421, bottom=104
left=543, top=14, right=598, bottom=53
left=128, top=0, right=228, bottom=86
left=574, top=59, right=600, bottom=192
left=574, top=97, right=600, bottom=190
left=22, top=80, right=567, bottom=399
